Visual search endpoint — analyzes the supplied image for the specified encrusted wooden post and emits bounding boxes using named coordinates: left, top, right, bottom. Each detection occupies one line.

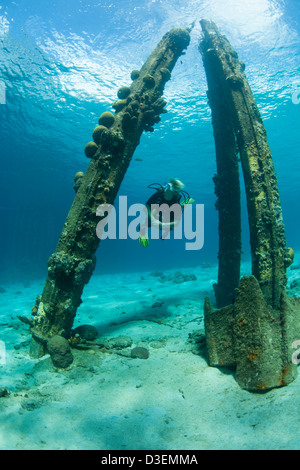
left=200, top=20, right=299, bottom=391
left=199, top=28, right=241, bottom=308
left=29, top=28, right=190, bottom=356
left=200, top=19, right=290, bottom=309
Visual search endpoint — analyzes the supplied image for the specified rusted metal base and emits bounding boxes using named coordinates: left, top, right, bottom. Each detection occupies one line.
left=205, top=276, right=300, bottom=391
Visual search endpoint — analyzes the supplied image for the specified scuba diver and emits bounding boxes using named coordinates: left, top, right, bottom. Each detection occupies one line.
left=138, top=178, right=195, bottom=247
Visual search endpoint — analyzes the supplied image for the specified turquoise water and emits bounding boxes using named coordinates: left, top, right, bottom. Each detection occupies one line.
left=0, top=0, right=299, bottom=281
left=0, top=0, right=300, bottom=451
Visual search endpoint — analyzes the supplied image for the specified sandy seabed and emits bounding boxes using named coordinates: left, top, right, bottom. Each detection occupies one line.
left=0, top=258, right=300, bottom=450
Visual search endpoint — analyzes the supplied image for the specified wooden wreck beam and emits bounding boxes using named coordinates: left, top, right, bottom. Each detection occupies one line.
left=200, top=19, right=290, bottom=310
left=199, top=29, right=241, bottom=308
left=30, top=28, right=190, bottom=355
left=200, top=20, right=299, bottom=391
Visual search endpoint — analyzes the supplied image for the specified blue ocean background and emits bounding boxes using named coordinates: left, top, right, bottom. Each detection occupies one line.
left=1, top=1, right=300, bottom=451
left=0, top=0, right=299, bottom=282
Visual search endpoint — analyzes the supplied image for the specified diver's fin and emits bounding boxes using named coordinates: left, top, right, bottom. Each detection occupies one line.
left=138, top=236, right=149, bottom=247
left=180, top=197, right=195, bottom=207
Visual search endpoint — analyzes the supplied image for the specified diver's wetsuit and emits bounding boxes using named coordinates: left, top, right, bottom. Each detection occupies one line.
left=145, top=185, right=182, bottom=226
left=138, top=182, right=192, bottom=246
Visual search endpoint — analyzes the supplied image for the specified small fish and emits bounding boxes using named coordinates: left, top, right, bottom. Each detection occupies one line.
left=134, top=158, right=143, bottom=162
